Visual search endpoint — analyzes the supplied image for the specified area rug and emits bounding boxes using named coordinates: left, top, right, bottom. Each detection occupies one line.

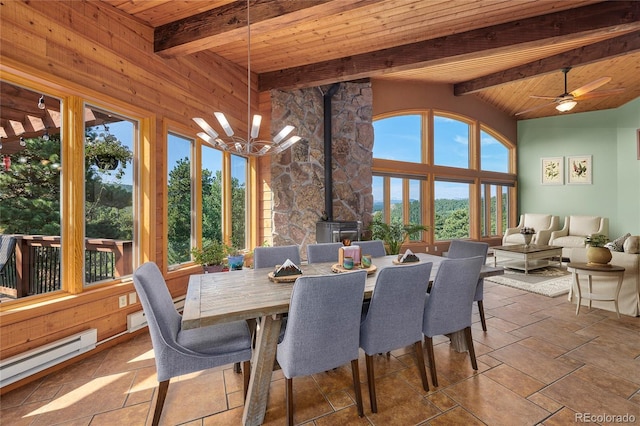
left=485, top=266, right=572, bottom=297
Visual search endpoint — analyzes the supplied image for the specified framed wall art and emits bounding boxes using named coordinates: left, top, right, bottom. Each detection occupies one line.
left=541, top=157, right=563, bottom=185
left=567, top=155, right=592, bottom=184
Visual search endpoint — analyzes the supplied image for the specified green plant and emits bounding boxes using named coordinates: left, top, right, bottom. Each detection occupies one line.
left=191, top=240, right=230, bottom=266
left=585, top=234, right=608, bottom=248
left=368, top=217, right=428, bottom=255
left=85, top=129, right=133, bottom=179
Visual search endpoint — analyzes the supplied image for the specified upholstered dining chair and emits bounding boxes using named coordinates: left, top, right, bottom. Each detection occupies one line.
left=306, top=242, right=343, bottom=264
left=133, top=262, right=252, bottom=426
left=353, top=240, right=387, bottom=258
left=445, top=239, right=490, bottom=331
left=422, top=256, right=484, bottom=387
left=360, top=262, right=433, bottom=412
left=277, top=270, right=367, bottom=425
left=253, top=244, right=301, bottom=269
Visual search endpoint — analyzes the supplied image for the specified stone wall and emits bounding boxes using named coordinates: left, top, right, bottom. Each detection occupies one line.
left=270, top=81, right=373, bottom=255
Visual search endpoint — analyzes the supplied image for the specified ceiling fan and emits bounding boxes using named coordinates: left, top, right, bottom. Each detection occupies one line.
left=515, top=67, right=625, bottom=116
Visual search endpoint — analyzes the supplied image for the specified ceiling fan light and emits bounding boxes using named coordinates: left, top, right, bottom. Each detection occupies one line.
left=556, top=99, right=577, bottom=112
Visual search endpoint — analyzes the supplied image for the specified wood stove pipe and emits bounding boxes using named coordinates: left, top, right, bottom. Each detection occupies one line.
left=323, top=83, right=340, bottom=221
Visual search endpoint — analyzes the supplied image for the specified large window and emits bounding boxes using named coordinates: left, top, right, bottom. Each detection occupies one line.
left=167, top=132, right=193, bottom=266
left=373, top=111, right=515, bottom=244
left=230, top=154, right=247, bottom=250
left=84, top=106, right=136, bottom=286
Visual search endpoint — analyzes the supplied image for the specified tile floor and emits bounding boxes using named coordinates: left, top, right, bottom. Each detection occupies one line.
left=2, top=281, right=639, bottom=425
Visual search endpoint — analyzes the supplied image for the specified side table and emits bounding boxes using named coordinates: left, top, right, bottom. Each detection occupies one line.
left=567, top=262, right=625, bottom=318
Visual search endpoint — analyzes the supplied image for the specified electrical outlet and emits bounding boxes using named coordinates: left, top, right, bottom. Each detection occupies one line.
left=434, top=246, right=438, bottom=252
left=129, top=292, right=137, bottom=305
left=118, top=295, right=127, bottom=308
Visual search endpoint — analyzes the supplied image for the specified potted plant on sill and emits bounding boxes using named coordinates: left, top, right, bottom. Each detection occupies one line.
left=191, top=240, right=230, bottom=273
left=368, top=217, right=428, bottom=255
left=227, top=248, right=245, bottom=271
left=584, top=233, right=611, bottom=265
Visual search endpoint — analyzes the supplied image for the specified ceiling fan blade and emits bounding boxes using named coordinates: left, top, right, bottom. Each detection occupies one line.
left=574, top=88, right=625, bottom=100
left=515, top=101, right=556, bottom=116
left=570, top=76, right=611, bottom=98
left=529, top=95, right=558, bottom=100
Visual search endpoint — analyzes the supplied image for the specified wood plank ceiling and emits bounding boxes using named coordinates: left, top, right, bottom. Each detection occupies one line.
left=105, top=0, right=639, bottom=120
left=2, top=1, right=639, bottom=153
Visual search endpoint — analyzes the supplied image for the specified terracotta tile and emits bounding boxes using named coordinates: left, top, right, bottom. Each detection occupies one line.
left=540, top=407, right=579, bottom=425
left=124, top=365, right=156, bottom=407
left=541, top=373, right=640, bottom=419
left=444, top=375, right=549, bottom=425
left=0, top=378, right=45, bottom=408
left=325, top=389, right=356, bottom=411
left=569, top=365, right=639, bottom=400
left=516, top=336, right=568, bottom=358
left=472, top=323, right=523, bottom=350
left=527, top=392, right=563, bottom=413
left=516, top=318, right=592, bottom=349
left=88, top=403, right=149, bottom=425
left=486, top=303, right=547, bottom=327
left=203, top=406, right=243, bottom=425
left=92, top=338, right=156, bottom=377
left=564, top=341, right=640, bottom=384
left=490, top=342, right=579, bottom=384
left=425, top=391, right=458, bottom=412
left=223, top=366, right=245, bottom=394
left=157, top=370, right=228, bottom=425
left=30, top=372, right=135, bottom=425
left=314, top=405, right=372, bottom=425
left=227, top=389, right=245, bottom=409
left=427, top=406, right=485, bottom=426
left=355, top=375, right=440, bottom=425
left=483, top=364, right=545, bottom=398
left=23, top=382, right=62, bottom=404
left=262, top=376, right=333, bottom=425
left=0, top=400, right=53, bottom=426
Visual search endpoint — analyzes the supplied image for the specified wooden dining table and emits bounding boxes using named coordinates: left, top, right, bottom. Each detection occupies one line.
left=182, top=253, right=503, bottom=426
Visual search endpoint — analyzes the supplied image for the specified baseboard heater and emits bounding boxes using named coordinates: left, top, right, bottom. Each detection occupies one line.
left=0, top=329, right=97, bottom=388
left=126, top=296, right=185, bottom=333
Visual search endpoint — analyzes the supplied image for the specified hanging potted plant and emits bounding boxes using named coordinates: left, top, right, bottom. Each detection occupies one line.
left=85, top=128, right=133, bottom=179
left=191, top=240, right=230, bottom=273
left=585, top=234, right=611, bottom=265
left=368, top=217, right=428, bottom=255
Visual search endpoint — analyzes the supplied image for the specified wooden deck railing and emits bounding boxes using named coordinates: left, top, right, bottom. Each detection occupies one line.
left=0, top=235, right=133, bottom=299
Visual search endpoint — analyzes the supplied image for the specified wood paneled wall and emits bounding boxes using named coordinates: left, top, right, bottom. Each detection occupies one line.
left=0, top=0, right=255, bottom=386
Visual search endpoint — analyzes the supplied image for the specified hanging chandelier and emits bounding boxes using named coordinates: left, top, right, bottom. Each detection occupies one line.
left=193, top=0, right=300, bottom=156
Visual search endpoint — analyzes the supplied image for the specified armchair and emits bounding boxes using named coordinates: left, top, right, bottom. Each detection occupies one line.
left=502, top=214, right=559, bottom=246
left=549, top=215, right=609, bottom=258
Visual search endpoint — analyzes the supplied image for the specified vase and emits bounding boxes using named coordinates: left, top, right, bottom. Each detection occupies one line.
left=586, top=247, right=612, bottom=266
left=228, top=254, right=244, bottom=271
left=522, top=234, right=533, bottom=247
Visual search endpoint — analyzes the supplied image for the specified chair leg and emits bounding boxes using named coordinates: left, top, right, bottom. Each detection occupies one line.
left=351, top=359, right=364, bottom=417
left=424, top=336, right=438, bottom=387
left=477, top=300, right=487, bottom=332
left=242, top=360, right=251, bottom=399
left=234, top=362, right=241, bottom=373
left=413, top=341, right=429, bottom=392
left=464, top=327, right=478, bottom=370
left=365, top=354, right=377, bottom=413
left=286, top=378, right=294, bottom=426
left=151, top=380, right=169, bottom=426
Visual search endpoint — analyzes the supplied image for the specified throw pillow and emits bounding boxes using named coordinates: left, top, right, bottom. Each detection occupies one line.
left=604, top=233, right=630, bottom=252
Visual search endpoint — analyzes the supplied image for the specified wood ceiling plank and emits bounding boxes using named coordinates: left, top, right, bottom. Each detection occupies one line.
left=259, top=1, right=640, bottom=90
left=454, top=31, right=640, bottom=95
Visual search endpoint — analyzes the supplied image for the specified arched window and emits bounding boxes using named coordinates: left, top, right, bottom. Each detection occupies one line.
left=372, top=111, right=515, bottom=245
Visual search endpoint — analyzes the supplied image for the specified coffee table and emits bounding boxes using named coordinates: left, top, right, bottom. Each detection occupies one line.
left=493, top=244, right=562, bottom=274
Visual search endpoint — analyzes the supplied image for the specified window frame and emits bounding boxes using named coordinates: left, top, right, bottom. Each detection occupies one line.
left=372, top=110, right=516, bottom=246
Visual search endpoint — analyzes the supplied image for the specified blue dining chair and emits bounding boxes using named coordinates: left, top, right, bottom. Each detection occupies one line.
left=423, top=256, right=484, bottom=387
left=253, top=245, right=301, bottom=269
left=133, top=262, right=252, bottom=426
left=353, top=240, right=387, bottom=258
left=277, top=270, right=367, bottom=425
left=446, top=239, right=490, bottom=331
left=360, top=262, right=433, bottom=412
left=306, top=242, right=343, bottom=264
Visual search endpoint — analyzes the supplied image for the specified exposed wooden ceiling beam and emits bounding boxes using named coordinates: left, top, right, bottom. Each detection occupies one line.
left=259, top=1, right=640, bottom=90
left=154, top=0, right=348, bottom=57
left=454, top=31, right=640, bottom=95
